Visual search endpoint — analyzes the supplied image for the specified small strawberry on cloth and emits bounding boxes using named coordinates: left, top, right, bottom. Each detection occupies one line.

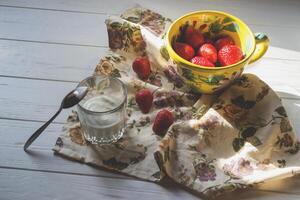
left=53, top=7, right=300, bottom=198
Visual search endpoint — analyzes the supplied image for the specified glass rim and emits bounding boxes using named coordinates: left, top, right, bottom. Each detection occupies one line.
left=77, top=75, right=127, bottom=114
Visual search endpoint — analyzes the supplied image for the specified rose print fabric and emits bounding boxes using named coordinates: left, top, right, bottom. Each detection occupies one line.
left=53, top=7, right=300, bottom=198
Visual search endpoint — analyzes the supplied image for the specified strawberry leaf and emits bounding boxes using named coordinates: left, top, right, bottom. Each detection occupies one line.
left=222, top=17, right=234, bottom=24
left=223, top=23, right=237, bottom=32
left=209, top=21, right=223, bottom=34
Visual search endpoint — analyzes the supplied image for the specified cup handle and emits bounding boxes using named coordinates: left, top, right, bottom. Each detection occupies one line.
left=249, top=33, right=269, bottom=64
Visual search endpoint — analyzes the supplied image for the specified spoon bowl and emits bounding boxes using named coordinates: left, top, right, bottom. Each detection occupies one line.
left=62, top=86, right=89, bottom=109
left=24, top=86, right=88, bottom=151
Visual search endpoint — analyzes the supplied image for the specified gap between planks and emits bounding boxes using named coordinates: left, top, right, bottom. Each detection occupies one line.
left=0, top=165, right=131, bottom=180
left=0, top=116, right=65, bottom=124
left=0, top=37, right=107, bottom=48
left=0, top=74, right=79, bottom=83
left=0, top=4, right=115, bottom=15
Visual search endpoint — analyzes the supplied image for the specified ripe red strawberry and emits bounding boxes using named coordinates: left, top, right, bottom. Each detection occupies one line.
left=190, top=56, right=214, bottom=67
left=173, top=42, right=195, bottom=61
left=218, top=45, right=243, bottom=66
left=184, top=26, right=205, bottom=49
left=215, top=36, right=235, bottom=50
left=152, top=109, right=174, bottom=136
left=135, top=89, right=153, bottom=114
left=197, top=43, right=217, bottom=63
left=132, top=57, right=151, bottom=80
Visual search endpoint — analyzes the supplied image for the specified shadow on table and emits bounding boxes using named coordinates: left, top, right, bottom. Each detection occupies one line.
left=158, top=177, right=208, bottom=199
left=158, top=174, right=300, bottom=200
left=222, top=174, right=300, bottom=200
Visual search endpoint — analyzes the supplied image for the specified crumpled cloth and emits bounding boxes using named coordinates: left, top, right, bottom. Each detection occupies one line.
left=53, top=7, right=300, bottom=198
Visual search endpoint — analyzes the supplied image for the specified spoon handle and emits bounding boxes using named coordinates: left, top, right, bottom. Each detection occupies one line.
left=24, top=108, right=62, bottom=151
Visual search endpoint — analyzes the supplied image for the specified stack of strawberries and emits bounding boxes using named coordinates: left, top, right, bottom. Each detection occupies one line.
left=173, top=26, right=243, bottom=67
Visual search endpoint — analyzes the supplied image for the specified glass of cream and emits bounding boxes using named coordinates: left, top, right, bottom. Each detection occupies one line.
left=77, top=75, right=127, bottom=144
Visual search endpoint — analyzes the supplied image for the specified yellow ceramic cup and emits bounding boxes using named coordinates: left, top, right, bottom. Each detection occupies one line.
left=166, top=10, right=269, bottom=94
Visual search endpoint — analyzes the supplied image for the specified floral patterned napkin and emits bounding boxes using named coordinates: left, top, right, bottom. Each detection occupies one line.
left=53, top=7, right=300, bottom=198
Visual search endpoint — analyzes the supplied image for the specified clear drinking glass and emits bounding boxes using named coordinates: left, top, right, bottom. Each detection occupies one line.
left=77, top=75, right=127, bottom=144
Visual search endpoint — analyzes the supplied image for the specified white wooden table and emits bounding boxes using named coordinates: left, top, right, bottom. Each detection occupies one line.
left=1, top=0, right=300, bottom=199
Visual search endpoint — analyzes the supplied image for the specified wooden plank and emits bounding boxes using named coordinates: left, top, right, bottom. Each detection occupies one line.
left=247, top=24, right=300, bottom=52
left=0, top=6, right=108, bottom=47
left=0, top=119, right=63, bottom=149
left=1, top=0, right=300, bottom=29
left=0, top=167, right=299, bottom=200
left=0, top=76, right=76, bottom=123
left=0, top=5, right=300, bottom=51
left=0, top=146, right=129, bottom=179
left=0, top=40, right=106, bottom=82
left=0, top=118, right=127, bottom=178
left=265, top=47, right=300, bottom=61
left=0, top=40, right=299, bottom=84
left=245, top=59, right=300, bottom=97
left=0, top=168, right=201, bottom=200
left=0, top=0, right=134, bottom=14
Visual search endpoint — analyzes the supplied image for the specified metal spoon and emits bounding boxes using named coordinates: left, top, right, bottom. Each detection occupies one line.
left=24, top=86, right=88, bottom=151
